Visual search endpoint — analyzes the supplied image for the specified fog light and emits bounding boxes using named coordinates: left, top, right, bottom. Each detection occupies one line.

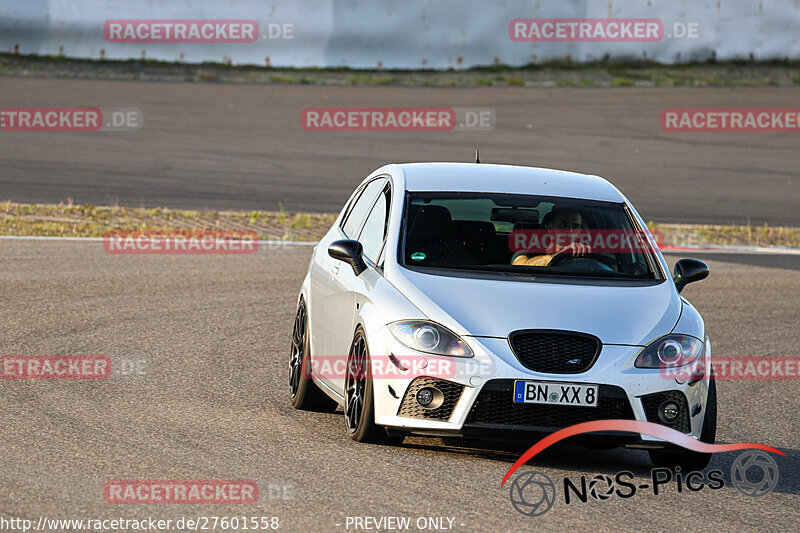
left=417, top=387, right=434, bottom=407
left=658, top=401, right=680, bottom=424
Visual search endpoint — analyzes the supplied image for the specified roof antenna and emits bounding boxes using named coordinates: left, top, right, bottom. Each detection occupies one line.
left=475, top=149, right=480, bottom=164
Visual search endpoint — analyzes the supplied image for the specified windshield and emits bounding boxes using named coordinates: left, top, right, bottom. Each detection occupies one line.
left=401, top=192, right=662, bottom=280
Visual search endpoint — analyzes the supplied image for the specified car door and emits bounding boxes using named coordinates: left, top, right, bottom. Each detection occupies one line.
left=326, top=182, right=391, bottom=394
left=310, top=177, right=386, bottom=390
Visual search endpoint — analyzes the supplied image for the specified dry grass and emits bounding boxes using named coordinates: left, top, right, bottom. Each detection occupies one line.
left=648, top=222, right=800, bottom=249
left=0, top=201, right=335, bottom=241
left=4, top=53, right=800, bottom=88
left=1, top=201, right=798, bottom=249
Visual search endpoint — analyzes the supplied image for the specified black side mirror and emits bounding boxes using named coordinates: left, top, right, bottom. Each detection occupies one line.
left=673, top=258, right=709, bottom=293
left=328, top=239, right=367, bottom=276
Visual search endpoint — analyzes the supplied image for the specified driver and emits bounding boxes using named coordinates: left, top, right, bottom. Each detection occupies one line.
left=512, top=208, right=591, bottom=267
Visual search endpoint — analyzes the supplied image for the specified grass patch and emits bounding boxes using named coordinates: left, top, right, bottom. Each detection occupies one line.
left=610, top=77, right=635, bottom=87
left=0, top=201, right=336, bottom=241
left=1, top=201, right=798, bottom=250
left=648, top=222, right=800, bottom=248
left=290, top=213, right=315, bottom=229
left=348, top=75, right=371, bottom=85
left=196, top=71, right=219, bottom=82
left=372, top=76, right=400, bottom=85
left=703, top=75, right=730, bottom=86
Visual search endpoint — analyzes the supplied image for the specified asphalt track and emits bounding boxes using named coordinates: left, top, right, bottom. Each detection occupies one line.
left=1, top=241, right=798, bottom=532
left=1, top=76, right=799, bottom=226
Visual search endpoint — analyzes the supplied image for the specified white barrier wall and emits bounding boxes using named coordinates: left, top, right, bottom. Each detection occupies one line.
left=1, top=0, right=799, bottom=68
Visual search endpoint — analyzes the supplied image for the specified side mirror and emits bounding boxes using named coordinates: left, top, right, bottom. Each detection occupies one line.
left=673, top=258, right=709, bottom=293
left=328, top=239, right=367, bottom=276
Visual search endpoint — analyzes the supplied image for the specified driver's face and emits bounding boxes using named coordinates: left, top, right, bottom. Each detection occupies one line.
left=551, top=212, right=582, bottom=232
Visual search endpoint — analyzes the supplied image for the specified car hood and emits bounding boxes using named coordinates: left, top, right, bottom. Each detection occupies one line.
left=391, top=268, right=681, bottom=346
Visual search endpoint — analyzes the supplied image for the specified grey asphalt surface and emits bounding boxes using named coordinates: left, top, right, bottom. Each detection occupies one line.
left=1, top=76, right=799, bottom=226
left=0, top=241, right=798, bottom=532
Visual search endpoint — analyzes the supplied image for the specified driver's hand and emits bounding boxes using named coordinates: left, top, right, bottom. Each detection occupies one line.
left=557, top=242, right=591, bottom=257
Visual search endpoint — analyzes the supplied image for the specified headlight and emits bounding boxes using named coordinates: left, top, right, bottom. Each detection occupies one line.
left=635, top=334, right=703, bottom=368
left=387, top=320, right=473, bottom=357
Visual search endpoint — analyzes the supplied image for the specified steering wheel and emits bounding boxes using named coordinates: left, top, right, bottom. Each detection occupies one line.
left=548, top=251, right=616, bottom=271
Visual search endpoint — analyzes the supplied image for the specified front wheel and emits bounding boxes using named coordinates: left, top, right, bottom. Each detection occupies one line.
left=649, top=379, right=717, bottom=471
left=344, top=327, right=404, bottom=444
left=288, top=300, right=338, bottom=412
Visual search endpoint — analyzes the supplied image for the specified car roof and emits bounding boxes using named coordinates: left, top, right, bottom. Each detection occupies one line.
left=383, top=162, right=625, bottom=203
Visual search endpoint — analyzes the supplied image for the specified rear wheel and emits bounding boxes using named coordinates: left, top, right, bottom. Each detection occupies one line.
left=289, top=300, right=338, bottom=412
left=344, top=327, right=404, bottom=444
left=649, top=379, right=717, bottom=471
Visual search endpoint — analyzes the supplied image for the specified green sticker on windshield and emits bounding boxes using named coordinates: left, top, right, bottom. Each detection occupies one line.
left=410, top=252, right=426, bottom=261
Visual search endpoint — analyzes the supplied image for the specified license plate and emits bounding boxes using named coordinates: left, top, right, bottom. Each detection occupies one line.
left=513, top=380, right=598, bottom=407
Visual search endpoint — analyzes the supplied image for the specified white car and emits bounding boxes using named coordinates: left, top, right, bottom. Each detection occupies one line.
left=289, top=162, right=714, bottom=469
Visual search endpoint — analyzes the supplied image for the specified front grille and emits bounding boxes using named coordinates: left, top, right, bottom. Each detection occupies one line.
left=397, top=377, right=464, bottom=421
left=465, top=380, right=634, bottom=430
left=509, top=330, right=601, bottom=374
left=641, top=390, right=691, bottom=433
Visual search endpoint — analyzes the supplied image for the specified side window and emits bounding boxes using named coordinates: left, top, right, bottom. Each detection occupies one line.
left=358, top=186, right=390, bottom=263
left=342, top=179, right=386, bottom=237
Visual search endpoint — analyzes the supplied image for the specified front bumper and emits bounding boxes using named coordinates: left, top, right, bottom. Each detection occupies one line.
left=366, top=329, right=710, bottom=447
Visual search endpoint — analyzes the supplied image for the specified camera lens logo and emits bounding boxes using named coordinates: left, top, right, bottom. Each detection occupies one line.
left=588, top=474, right=615, bottom=500
left=731, top=450, right=779, bottom=498
left=509, top=470, right=556, bottom=516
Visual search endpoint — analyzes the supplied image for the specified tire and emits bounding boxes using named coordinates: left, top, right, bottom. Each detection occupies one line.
left=344, top=327, right=404, bottom=444
left=289, top=299, right=338, bottom=412
left=649, top=379, right=717, bottom=471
